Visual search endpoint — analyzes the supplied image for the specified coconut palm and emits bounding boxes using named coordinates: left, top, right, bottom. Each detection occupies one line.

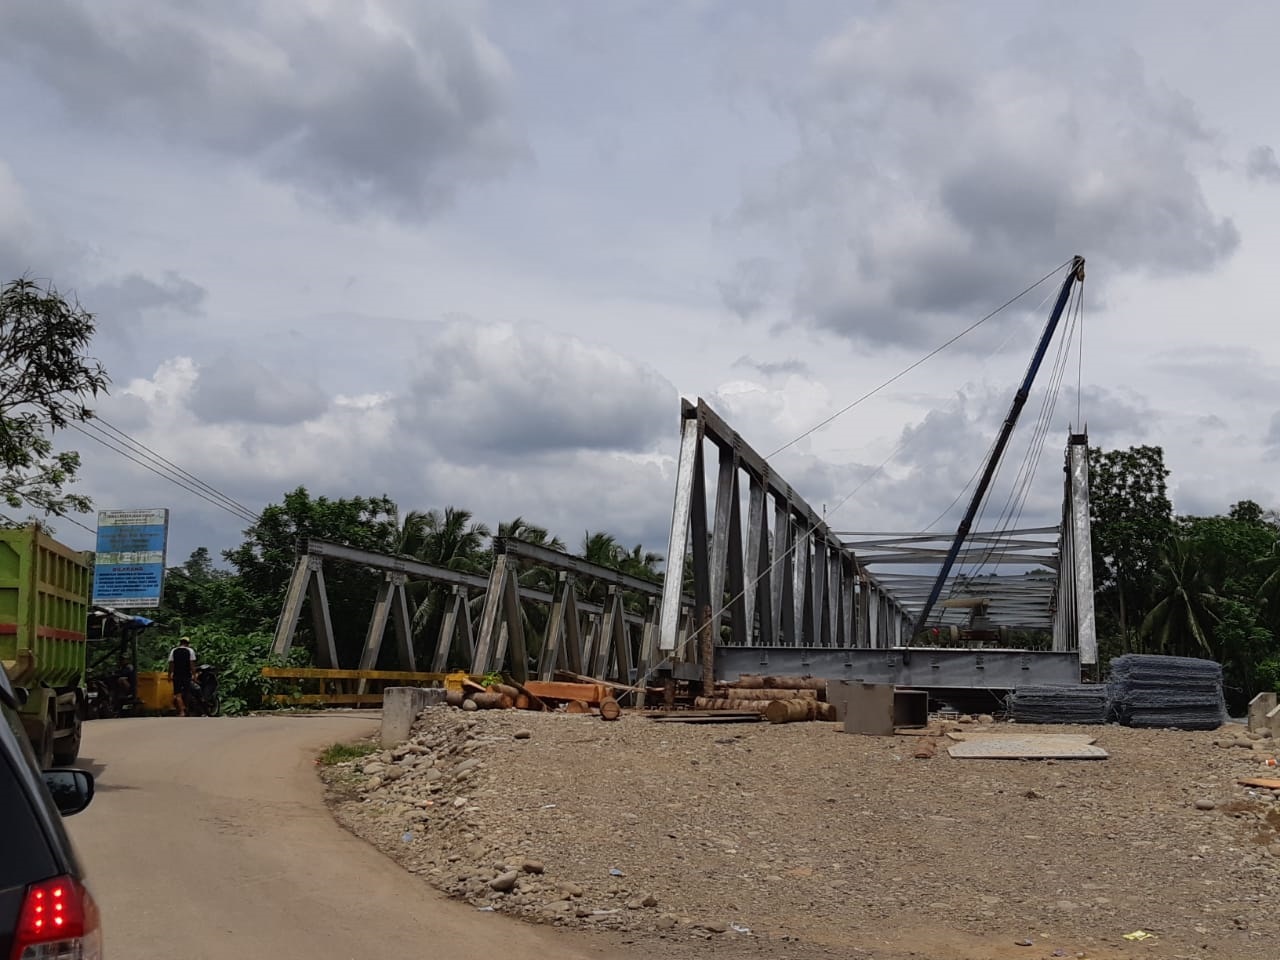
left=395, top=507, right=491, bottom=665
left=1140, top=537, right=1217, bottom=656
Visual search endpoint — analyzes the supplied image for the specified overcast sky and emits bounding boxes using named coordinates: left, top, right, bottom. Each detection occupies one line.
left=2, top=0, right=1278, bottom=567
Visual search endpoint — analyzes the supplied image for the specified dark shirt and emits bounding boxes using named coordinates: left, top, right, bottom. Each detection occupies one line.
left=168, top=646, right=196, bottom=681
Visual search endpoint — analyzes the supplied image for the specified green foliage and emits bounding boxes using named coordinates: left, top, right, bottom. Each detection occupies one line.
left=319, top=741, right=377, bottom=765
left=0, top=277, right=110, bottom=517
left=141, top=625, right=308, bottom=716
left=1257, top=656, right=1280, bottom=696
left=222, top=488, right=401, bottom=663
left=1088, top=445, right=1174, bottom=649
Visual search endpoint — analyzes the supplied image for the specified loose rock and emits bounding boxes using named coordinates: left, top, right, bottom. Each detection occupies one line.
left=490, top=871, right=519, bottom=893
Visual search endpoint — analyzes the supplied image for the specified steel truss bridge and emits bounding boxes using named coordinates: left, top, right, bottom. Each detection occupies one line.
left=273, top=397, right=1097, bottom=694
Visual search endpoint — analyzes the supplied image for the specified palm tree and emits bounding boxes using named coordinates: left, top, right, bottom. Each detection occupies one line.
left=1140, top=538, right=1217, bottom=656
left=396, top=507, right=491, bottom=662
left=494, top=516, right=565, bottom=592
left=619, top=543, right=663, bottom=582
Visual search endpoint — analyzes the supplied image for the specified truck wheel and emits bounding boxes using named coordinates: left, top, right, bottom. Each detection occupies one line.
left=52, top=712, right=82, bottom=765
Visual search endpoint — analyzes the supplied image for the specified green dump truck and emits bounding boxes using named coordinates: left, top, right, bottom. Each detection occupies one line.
left=0, top=524, right=91, bottom=768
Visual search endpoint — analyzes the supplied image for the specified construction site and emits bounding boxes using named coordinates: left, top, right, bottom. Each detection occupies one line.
left=267, top=262, right=1280, bottom=959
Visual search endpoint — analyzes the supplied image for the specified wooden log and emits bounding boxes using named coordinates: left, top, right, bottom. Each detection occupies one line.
left=565, top=699, right=592, bottom=715
left=515, top=694, right=530, bottom=710
left=509, top=679, right=548, bottom=712
left=462, top=679, right=488, bottom=695
left=524, top=680, right=606, bottom=704
left=913, top=738, right=937, bottom=760
left=470, top=691, right=505, bottom=709
left=493, top=683, right=520, bottom=700
left=695, top=697, right=772, bottom=713
left=497, top=693, right=515, bottom=709
left=445, top=689, right=465, bottom=708
left=599, top=698, right=621, bottom=721
left=764, top=699, right=823, bottom=724
left=715, top=687, right=818, bottom=701
left=732, top=674, right=826, bottom=691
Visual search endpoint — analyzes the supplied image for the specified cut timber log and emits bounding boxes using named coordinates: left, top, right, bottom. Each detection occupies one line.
left=515, top=694, right=530, bottom=710
left=469, top=692, right=505, bottom=710
left=523, top=680, right=607, bottom=705
left=715, top=687, right=818, bottom=701
left=445, top=689, right=465, bottom=708
left=599, top=698, right=621, bottom=721
left=695, top=697, right=773, bottom=713
left=565, top=699, right=592, bottom=715
left=733, top=674, right=827, bottom=692
left=763, top=699, right=836, bottom=723
left=493, top=683, right=521, bottom=700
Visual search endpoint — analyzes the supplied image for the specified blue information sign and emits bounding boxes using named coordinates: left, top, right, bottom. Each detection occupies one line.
left=92, top=508, right=170, bottom=608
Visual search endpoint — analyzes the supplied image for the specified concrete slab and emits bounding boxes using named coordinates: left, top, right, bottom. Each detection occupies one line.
left=949, top=731, right=1098, bottom=745
left=947, top=735, right=1109, bottom=760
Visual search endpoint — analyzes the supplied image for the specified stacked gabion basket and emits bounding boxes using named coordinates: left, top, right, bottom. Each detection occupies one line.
left=1107, top=654, right=1227, bottom=730
left=1007, top=684, right=1111, bottom=724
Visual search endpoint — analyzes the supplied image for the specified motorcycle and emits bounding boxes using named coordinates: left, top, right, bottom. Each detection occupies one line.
left=181, top=664, right=221, bottom=717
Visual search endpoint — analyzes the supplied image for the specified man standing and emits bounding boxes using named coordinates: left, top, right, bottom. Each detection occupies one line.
left=168, top=636, right=197, bottom=717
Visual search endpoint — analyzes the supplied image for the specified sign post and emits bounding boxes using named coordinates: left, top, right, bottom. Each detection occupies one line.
left=92, top=508, right=171, bottom=609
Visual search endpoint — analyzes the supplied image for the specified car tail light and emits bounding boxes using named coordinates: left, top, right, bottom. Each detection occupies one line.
left=10, top=875, right=102, bottom=960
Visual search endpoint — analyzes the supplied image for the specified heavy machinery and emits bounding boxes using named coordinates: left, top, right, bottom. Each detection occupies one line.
left=0, top=524, right=92, bottom=768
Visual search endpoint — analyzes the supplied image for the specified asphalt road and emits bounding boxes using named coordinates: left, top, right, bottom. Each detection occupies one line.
left=67, top=715, right=622, bottom=960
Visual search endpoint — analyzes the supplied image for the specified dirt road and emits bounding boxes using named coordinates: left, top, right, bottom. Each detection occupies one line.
left=66, top=716, right=627, bottom=960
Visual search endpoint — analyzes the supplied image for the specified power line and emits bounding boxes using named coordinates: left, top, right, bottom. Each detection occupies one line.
left=68, top=423, right=259, bottom=524
left=86, top=416, right=259, bottom=520
left=765, top=260, right=1073, bottom=459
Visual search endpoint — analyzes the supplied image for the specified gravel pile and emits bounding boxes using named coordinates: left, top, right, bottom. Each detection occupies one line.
left=1109, top=654, right=1228, bottom=730
left=323, top=705, right=1279, bottom=960
left=1008, top=684, right=1111, bottom=724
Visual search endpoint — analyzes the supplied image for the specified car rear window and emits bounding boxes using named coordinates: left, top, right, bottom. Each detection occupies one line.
left=0, top=702, right=57, bottom=891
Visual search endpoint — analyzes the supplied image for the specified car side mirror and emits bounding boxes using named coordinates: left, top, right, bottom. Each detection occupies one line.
left=43, top=769, right=95, bottom=817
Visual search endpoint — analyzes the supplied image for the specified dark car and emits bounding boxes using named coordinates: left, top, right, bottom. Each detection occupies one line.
left=0, top=666, right=101, bottom=959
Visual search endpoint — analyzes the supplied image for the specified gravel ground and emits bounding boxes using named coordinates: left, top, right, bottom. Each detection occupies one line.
left=321, top=706, right=1279, bottom=960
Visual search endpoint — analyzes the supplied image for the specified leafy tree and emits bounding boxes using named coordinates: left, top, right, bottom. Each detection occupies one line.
left=1088, top=445, right=1174, bottom=651
left=222, top=487, right=400, bottom=663
left=0, top=278, right=109, bottom=516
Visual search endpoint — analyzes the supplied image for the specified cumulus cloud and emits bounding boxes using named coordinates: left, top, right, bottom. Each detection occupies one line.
left=0, top=0, right=526, bottom=220
left=726, top=6, right=1239, bottom=348
left=60, top=322, right=685, bottom=560
left=189, top=354, right=330, bottom=426
left=403, top=321, right=676, bottom=459
left=1247, top=145, right=1280, bottom=183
